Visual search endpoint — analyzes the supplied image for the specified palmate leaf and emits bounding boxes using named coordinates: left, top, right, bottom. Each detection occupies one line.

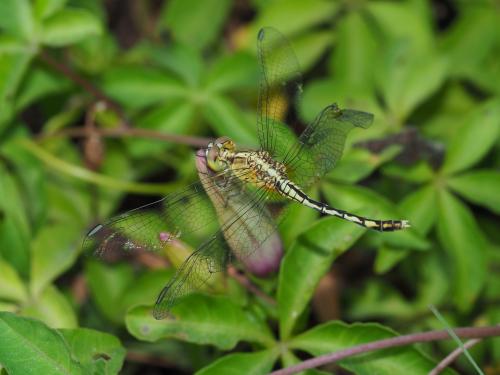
left=442, top=98, right=500, bottom=175
left=448, top=170, right=500, bottom=215
left=0, top=0, right=34, bottom=40
left=101, top=66, right=186, bottom=109
left=41, top=8, right=102, bottom=47
left=437, top=190, right=488, bottom=311
left=159, top=0, right=231, bottom=51
left=289, top=321, right=455, bottom=375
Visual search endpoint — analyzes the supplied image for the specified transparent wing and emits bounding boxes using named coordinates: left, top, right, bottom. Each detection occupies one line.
left=257, top=27, right=303, bottom=159
left=153, top=186, right=280, bottom=319
left=84, top=152, right=282, bottom=320
left=82, top=166, right=254, bottom=257
left=283, top=104, right=374, bottom=189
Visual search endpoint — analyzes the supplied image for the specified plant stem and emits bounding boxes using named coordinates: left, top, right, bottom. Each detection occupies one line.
left=41, top=126, right=211, bottom=148
left=271, top=326, right=500, bottom=375
left=429, top=338, right=482, bottom=375
left=19, top=139, right=182, bottom=195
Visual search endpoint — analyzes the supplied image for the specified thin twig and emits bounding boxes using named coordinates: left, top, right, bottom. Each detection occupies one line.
left=429, top=338, right=482, bottom=375
left=227, top=266, right=276, bottom=305
left=39, top=126, right=211, bottom=148
left=429, top=305, right=483, bottom=375
left=38, top=50, right=131, bottom=128
left=270, top=326, right=500, bottom=375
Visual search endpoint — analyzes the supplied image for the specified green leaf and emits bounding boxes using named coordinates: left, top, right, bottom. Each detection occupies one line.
left=196, top=350, right=278, bottom=375
left=203, top=95, right=259, bottom=147
left=30, top=224, right=81, bottom=298
left=299, top=78, right=381, bottom=124
left=59, top=328, right=126, bottom=375
left=399, top=185, right=438, bottom=236
left=330, top=10, right=378, bottom=93
left=0, top=0, right=35, bottom=40
left=291, top=31, right=332, bottom=73
left=41, top=8, right=102, bottom=47
left=0, top=258, right=28, bottom=303
left=322, top=183, right=429, bottom=251
left=328, top=147, right=401, bottom=184
left=0, top=312, right=83, bottom=374
left=68, top=33, right=118, bottom=74
left=346, top=279, right=423, bottom=321
left=376, top=41, right=447, bottom=121
left=0, top=166, right=31, bottom=277
left=437, top=190, right=488, bottom=311
left=249, top=0, right=338, bottom=39
left=381, top=161, right=435, bottom=184
left=204, top=52, right=258, bottom=93
left=448, top=170, right=500, bottom=215
left=121, top=269, right=174, bottom=312
left=440, top=7, right=498, bottom=77
left=34, top=0, right=66, bottom=20
left=374, top=246, right=409, bottom=274
left=442, top=99, right=500, bottom=175
left=0, top=52, right=33, bottom=128
left=101, top=66, right=186, bottom=109
left=85, top=261, right=135, bottom=324
left=367, top=0, right=434, bottom=54
left=16, top=66, right=71, bottom=111
left=159, top=0, right=231, bottom=50
left=278, top=217, right=366, bottom=339
left=0, top=35, right=28, bottom=54
left=22, top=284, right=77, bottom=329
left=126, top=294, right=274, bottom=350
left=290, top=321, right=448, bottom=374
left=148, top=42, right=203, bottom=86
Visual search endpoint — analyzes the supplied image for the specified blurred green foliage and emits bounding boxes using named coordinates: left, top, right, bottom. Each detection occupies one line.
left=0, top=0, right=499, bottom=374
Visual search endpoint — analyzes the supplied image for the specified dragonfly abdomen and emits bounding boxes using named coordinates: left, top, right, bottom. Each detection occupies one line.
left=278, top=181, right=410, bottom=232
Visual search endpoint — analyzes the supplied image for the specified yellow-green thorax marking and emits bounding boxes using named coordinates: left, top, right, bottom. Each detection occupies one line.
left=206, top=137, right=410, bottom=232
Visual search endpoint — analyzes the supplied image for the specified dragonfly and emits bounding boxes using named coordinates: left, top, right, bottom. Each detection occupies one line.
left=83, top=27, right=410, bottom=320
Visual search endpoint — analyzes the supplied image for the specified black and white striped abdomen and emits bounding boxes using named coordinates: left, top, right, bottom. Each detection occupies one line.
left=277, top=179, right=410, bottom=232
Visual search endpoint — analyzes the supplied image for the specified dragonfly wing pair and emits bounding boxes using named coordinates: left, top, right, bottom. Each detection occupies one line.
left=257, top=27, right=374, bottom=190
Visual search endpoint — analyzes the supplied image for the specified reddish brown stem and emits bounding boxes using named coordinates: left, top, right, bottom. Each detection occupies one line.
left=429, top=338, right=482, bottom=375
left=271, top=326, right=500, bottom=375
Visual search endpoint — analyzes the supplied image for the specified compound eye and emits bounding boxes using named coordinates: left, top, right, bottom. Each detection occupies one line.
left=207, top=143, right=227, bottom=172
left=206, top=144, right=219, bottom=163
left=215, top=136, right=235, bottom=152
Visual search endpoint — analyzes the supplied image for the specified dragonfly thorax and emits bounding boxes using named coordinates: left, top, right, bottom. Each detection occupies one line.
left=231, top=150, right=288, bottom=191
left=206, top=137, right=288, bottom=191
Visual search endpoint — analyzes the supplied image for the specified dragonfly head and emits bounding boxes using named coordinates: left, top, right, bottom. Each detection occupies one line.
left=206, top=137, right=235, bottom=172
